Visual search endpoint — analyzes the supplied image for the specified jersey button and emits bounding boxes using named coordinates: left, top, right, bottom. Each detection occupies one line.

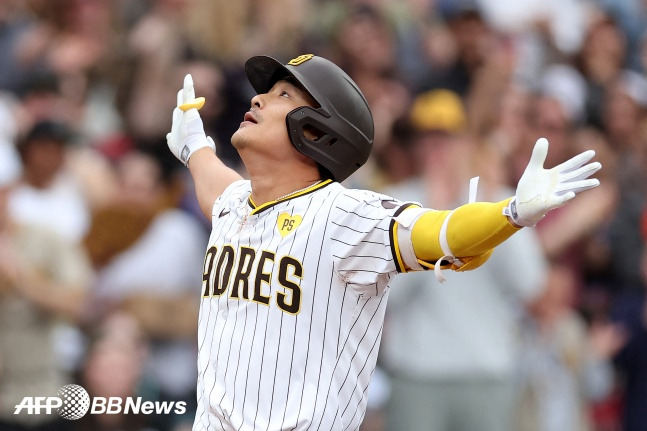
left=222, top=310, right=228, bottom=319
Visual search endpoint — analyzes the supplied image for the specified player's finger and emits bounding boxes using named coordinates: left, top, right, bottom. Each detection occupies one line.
left=183, top=74, right=195, bottom=104
left=555, top=178, right=600, bottom=195
left=526, top=138, right=549, bottom=170
left=551, top=191, right=576, bottom=207
left=553, top=149, right=596, bottom=174
left=172, top=106, right=182, bottom=124
left=166, top=132, right=177, bottom=152
left=559, top=161, right=601, bottom=182
left=177, top=89, right=183, bottom=108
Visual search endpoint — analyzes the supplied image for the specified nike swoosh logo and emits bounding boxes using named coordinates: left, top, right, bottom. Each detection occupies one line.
left=219, top=209, right=230, bottom=218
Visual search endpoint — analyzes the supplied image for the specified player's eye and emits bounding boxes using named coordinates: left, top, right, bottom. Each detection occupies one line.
left=280, top=90, right=290, bottom=98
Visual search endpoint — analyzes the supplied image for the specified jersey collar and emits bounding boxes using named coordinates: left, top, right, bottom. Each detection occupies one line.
left=248, top=179, right=333, bottom=215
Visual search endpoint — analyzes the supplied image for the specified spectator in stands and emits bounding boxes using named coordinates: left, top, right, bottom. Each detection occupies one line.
left=8, top=120, right=90, bottom=244
left=77, top=311, right=158, bottom=431
left=85, top=147, right=207, bottom=428
left=611, top=245, right=647, bottom=431
left=515, top=262, right=624, bottom=431
left=0, top=143, right=94, bottom=431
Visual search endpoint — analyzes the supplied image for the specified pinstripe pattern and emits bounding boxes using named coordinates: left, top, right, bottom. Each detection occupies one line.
left=193, top=181, right=407, bottom=431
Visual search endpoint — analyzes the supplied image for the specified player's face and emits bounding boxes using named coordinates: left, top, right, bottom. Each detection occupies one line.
left=231, top=79, right=317, bottom=153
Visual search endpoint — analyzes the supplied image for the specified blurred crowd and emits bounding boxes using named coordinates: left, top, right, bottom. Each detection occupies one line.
left=0, top=0, right=645, bottom=430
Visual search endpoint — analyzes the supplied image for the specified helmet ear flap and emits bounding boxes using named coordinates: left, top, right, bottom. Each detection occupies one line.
left=286, top=106, right=347, bottom=179
left=286, top=107, right=331, bottom=143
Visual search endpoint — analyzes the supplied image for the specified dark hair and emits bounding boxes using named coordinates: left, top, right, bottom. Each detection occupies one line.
left=19, top=121, right=73, bottom=154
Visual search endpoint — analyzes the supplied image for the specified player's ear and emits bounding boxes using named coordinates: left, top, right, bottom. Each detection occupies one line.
left=302, top=125, right=324, bottom=142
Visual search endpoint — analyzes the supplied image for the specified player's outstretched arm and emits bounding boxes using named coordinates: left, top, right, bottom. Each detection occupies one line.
left=395, top=137, right=601, bottom=277
left=167, top=74, right=243, bottom=219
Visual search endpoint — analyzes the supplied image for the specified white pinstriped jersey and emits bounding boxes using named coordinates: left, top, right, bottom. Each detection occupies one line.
left=193, top=179, right=413, bottom=431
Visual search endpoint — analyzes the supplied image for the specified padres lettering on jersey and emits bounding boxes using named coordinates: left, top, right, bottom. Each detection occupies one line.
left=201, top=245, right=303, bottom=314
left=194, top=179, right=412, bottom=431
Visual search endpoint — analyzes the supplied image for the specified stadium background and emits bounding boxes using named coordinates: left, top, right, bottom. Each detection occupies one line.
left=0, top=0, right=645, bottom=430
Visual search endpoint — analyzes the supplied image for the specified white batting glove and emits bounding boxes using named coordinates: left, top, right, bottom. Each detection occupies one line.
left=504, top=137, right=601, bottom=227
left=166, top=74, right=216, bottom=166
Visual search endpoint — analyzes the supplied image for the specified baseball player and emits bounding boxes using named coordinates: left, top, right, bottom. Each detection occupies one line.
left=166, top=54, right=601, bottom=431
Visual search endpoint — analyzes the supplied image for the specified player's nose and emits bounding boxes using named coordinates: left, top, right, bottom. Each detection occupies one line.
left=251, top=94, right=264, bottom=109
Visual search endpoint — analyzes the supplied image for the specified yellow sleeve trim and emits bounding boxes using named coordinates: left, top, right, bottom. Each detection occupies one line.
left=391, top=217, right=407, bottom=272
left=389, top=203, right=420, bottom=273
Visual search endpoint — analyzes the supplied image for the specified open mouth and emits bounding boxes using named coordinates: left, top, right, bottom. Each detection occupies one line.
left=243, top=111, right=257, bottom=124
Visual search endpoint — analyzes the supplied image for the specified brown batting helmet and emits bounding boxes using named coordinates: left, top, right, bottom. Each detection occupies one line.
left=245, top=54, right=374, bottom=182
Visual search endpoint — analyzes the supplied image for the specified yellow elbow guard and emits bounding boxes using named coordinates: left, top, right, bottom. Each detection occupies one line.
left=394, top=198, right=519, bottom=280
left=411, top=199, right=518, bottom=258
left=394, top=206, right=495, bottom=276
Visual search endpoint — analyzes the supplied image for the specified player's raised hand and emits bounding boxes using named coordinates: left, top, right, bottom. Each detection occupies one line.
left=505, top=137, right=601, bottom=227
left=166, top=74, right=216, bottom=166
